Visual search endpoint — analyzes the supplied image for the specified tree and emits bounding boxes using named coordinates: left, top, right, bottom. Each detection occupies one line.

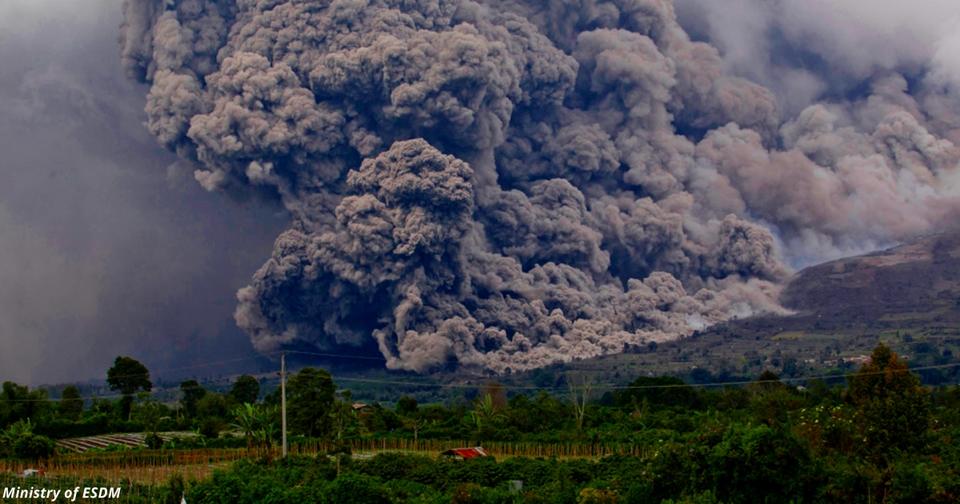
left=132, top=398, right=170, bottom=436
left=481, top=382, right=508, bottom=411
left=229, top=375, right=260, bottom=405
left=0, top=420, right=55, bottom=461
left=106, top=356, right=152, bottom=420
left=287, top=368, right=336, bottom=438
left=468, top=393, right=504, bottom=439
left=847, top=343, right=930, bottom=463
left=1, top=382, right=50, bottom=428
left=705, top=424, right=815, bottom=503
left=58, top=385, right=84, bottom=421
left=180, top=380, right=207, bottom=418
left=567, top=373, right=593, bottom=432
left=196, top=393, right=229, bottom=420
left=231, top=403, right=277, bottom=458
left=748, top=371, right=799, bottom=426
left=395, top=396, right=418, bottom=416
left=614, top=376, right=700, bottom=410
left=404, top=414, right=430, bottom=444
left=331, top=390, right=357, bottom=476
left=231, top=403, right=259, bottom=453
left=13, top=434, right=55, bottom=461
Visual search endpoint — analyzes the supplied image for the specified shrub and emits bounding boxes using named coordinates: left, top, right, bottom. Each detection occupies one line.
left=577, top=487, right=618, bottom=504
left=145, top=432, right=163, bottom=449
left=13, top=434, right=55, bottom=460
left=326, top=473, right=390, bottom=504
left=199, top=418, right=223, bottom=439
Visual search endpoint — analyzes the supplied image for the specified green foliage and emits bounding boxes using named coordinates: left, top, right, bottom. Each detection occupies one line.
left=396, top=396, right=419, bottom=416
left=12, top=434, right=55, bottom=460
left=3, top=344, right=960, bottom=503
left=0, top=419, right=54, bottom=459
left=58, top=385, right=84, bottom=421
left=106, top=356, right=151, bottom=420
left=180, top=379, right=207, bottom=418
left=702, top=423, right=818, bottom=503
left=231, top=402, right=278, bottom=456
left=131, top=398, right=170, bottom=434
left=199, top=417, right=224, bottom=439
left=144, top=432, right=163, bottom=449
left=287, top=368, right=337, bottom=438
left=196, top=393, right=229, bottom=421
left=230, top=375, right=260, bottom=405
left=360, top=403, right=403, bottom=434
left=0, top=381, right=50, bottom=429
left=848, top=343, right=931, bottom=463
left=577, top=487, right=618, bottom=504
left=614, top=376, right=701, bottom=411
left=163, top=474, right=186, bottom=504
left=326, top=473, right=390, bottom=503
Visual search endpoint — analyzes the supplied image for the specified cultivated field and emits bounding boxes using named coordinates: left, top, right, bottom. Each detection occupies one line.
left=0, top=438, right=652, bottom=485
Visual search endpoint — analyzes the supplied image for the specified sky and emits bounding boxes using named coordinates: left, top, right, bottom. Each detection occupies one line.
left=0, top=0, right=287, bottom=384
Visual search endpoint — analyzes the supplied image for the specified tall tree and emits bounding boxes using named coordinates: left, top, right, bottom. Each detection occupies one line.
left=58, top=385, right=84, bottom=421
left=229, top=375, right=260, bottom=405
left=848, top=343, right=930, bottom=463
left=0, top=382, right=49, bottom=428
left=106, top=356, right=152, bottom=420
left=287, top=368, right=336, bottom=438
left=395, top=396, right=418, bottom=416
left=180, top=380, right=207, bottom=418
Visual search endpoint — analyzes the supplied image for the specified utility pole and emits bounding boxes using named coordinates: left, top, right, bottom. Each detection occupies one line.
left=281, top=352, right=287, bottom=458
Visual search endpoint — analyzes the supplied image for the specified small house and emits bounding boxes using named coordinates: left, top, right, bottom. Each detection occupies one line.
left=440, top=447, right=489, bottom=460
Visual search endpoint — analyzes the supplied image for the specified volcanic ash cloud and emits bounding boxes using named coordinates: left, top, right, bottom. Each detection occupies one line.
left=120, top=0, right=960, bottom=373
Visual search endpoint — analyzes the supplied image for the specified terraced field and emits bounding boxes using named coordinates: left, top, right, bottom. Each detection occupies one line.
left=56, top=432, right=196, bottom=453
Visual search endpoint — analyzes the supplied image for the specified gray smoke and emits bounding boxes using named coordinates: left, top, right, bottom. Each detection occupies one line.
left=119, top=0, right=960, bottom=373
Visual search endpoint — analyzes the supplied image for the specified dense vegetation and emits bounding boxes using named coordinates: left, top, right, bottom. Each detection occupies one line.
left=1, top=344, right=958, bottom=502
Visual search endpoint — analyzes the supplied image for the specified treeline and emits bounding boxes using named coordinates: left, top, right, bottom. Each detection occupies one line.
left=182, top=344, right=959, bottom=503
left=2, top=344, right=960, bottom=501
left=0, top=356, right=271, bottom=457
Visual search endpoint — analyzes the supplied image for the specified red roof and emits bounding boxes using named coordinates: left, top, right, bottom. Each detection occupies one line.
left=441, top=447, right=489, bottom=459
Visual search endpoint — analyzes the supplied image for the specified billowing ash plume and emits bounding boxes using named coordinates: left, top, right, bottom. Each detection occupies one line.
left=120, top=0, right=960, bottom=373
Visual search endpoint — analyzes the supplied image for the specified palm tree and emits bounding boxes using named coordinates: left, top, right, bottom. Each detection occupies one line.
left=231, top=403, right=279, bottom=458
left=255, top=405, right=278, bottom=457
left=231, top=403, right=260, bottom=454
left=469, top=394, right=503, bottom=435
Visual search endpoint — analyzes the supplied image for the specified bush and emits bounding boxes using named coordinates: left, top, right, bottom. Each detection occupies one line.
left=703, top=424, right=819, bottom=504
left=523, top=481, right=577, bottom=504
left=326, top=473, right=390, bottom=504
left=35, top=416, right=108, bottom=439
left=145, top=432, right=164, bottom=449
left=199, top=418, right=223, bottom=439
left=577, top=487, right=618, bottom=504
left=13, top=434, right=55, bottom=460
left=888, top=462, right=933, bottom=504
left=356, top=452, right=436, bottom=483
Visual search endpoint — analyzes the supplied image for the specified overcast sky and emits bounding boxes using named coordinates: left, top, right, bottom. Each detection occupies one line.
left=0, top=0, right=287, bottom=384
